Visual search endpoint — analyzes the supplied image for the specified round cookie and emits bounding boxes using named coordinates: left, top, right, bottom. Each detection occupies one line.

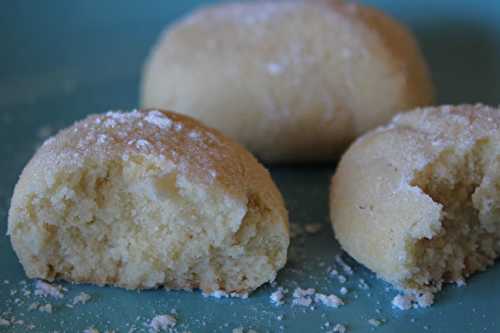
left=141, top=0, right=434, bottom=162
left=8, top=109, right=289, bottom=294
left=330, top=104, right=500, bottom=294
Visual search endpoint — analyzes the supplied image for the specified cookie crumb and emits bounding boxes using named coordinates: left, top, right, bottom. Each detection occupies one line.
left=416, top=292, right=434, bottom=308
left=392, top=292, right=434, bottom=310
left=392, top=294, right=413, bottom=310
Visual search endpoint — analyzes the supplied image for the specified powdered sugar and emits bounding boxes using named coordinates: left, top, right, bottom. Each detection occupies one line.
left=104, top=118, right=117, bottom=128
left=189, top=1, right=303, bottom=26
left=188, top=130, right=200, bottom=139
left=96, top=134, right=107, bottom=144
left=292, top=287, right=315, bottom=298
left=144, top=110, right=172, bottom=129
left=134, top=139, right=152, bottom=151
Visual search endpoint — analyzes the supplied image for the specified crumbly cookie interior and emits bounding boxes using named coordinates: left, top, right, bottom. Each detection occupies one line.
left=15, top=156, right=286, bottom=293
left=408, top=140, right=500, bottom=291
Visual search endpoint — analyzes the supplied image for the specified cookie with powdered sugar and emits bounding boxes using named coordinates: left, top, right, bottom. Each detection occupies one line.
left=8, top=109, right=289, bottom=294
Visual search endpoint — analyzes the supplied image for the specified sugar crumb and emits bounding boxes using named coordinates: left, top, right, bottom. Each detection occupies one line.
left=202, top=290, right=248, bottom=299
left=333, top=323, right=347, bottom=333
left=392, top=294, right=413, bottom=310
left=292, top=296, right=312, bottom=307
left=292, top=288, right=315, bottom=307
left=104, top=118, right=117, bottom=128
left=315, top=293, right=344, bottom=308
left=392, top=292, right=434, bottom=310
left=148, top=314, right=176, bottom=332
left=270, top=287, right=287, bottom=305
left=293, top=288, right=315, bottom=298
left=34, top=280, right=64, bottom=299
left=416, top=292, right=434, bottom=308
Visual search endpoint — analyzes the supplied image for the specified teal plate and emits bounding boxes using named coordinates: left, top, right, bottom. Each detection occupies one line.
left=1, top=1, right=500, bottom=332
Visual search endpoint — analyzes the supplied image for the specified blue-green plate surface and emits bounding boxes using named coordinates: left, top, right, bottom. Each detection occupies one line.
left=1, top=1, right=500, bottom=332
